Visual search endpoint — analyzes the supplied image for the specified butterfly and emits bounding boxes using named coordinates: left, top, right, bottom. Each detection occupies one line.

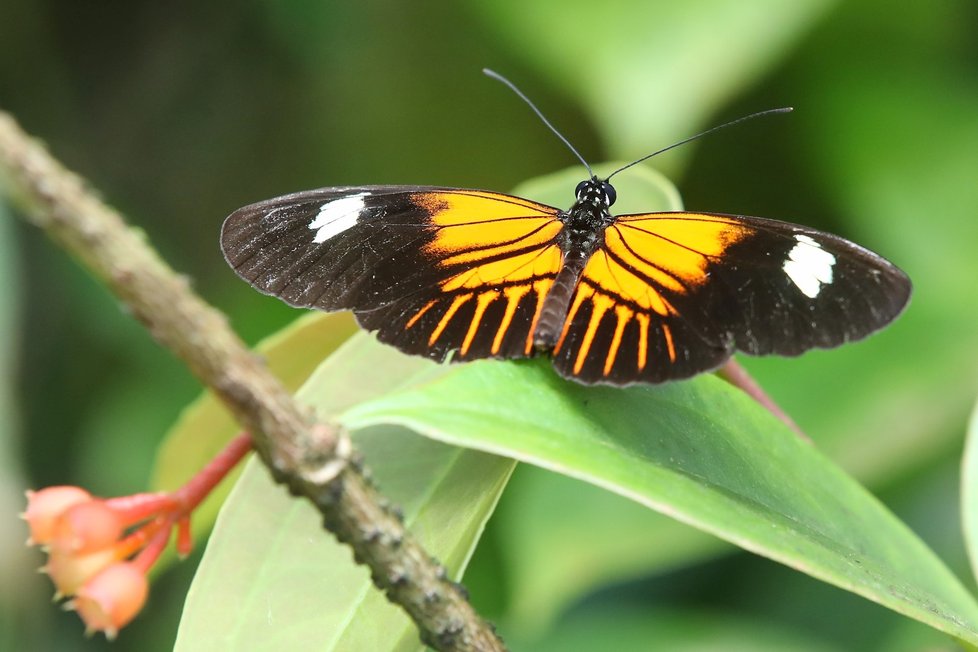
left=220, top=72, right=911, bottom=386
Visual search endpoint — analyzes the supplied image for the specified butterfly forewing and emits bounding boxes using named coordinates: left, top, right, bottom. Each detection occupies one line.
left=221, top=186, right=564, bottom=363
left=550, top=212, right=911, bottom=384
left=688, top=213, right=912, bottom=356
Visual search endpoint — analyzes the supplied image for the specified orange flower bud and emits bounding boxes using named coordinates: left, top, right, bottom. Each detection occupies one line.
left=51, top=500, right=124, bottom=554
left=23, top=486, right=92, bottom=545
left=45, top=547, right=118, bottom=597
left=71, top=562, right=148, bottom=639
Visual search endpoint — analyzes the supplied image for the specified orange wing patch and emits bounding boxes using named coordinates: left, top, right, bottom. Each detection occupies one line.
left=553, top=213, right=748, bottom=382
left=607, top=214, right=747, bottom=291
left=394, top=191, right=563, bottom=362
left=416, top=190, right=555, bottom=258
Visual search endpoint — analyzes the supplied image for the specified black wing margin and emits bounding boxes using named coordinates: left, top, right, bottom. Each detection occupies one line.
left=691, top=213, right=912, bottom=356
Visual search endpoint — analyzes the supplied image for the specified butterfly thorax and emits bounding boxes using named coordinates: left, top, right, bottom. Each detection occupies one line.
left=556, top=178, right=617, bottom=256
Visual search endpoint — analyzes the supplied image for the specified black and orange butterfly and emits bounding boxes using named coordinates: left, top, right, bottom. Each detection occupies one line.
left=221, top=71, right=911, bottom=386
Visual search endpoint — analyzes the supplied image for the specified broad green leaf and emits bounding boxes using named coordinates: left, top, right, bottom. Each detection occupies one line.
left=151, top=311, right=357, bottom=553
left=964, top=401, right=978, bottom=587
left=512, top=604, right=843, bottom=652
left=341, top=358, right=978, bottom=644
left=493, top=466, right=728, bottom=634
left=175, top=334, right=516, bottom=651
left=469, top=0, right=834, bottom=169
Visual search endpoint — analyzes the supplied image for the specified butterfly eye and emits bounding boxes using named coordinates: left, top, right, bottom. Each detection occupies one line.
left=602, top=182, right=617, bottom=206
left=575, top=180, right=589, bottom=199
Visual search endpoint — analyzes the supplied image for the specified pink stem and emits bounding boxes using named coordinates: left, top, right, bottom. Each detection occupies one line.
left=115, top=517, right=167, bottom=559
left=132, top=520, right=173, bottom=573
left=173, top=433, right=254, bottom=512
left=717, top=358, right=808, bottom=441
left=104, top=493, right=178, bottom=525
left=175, top=517, right=193, bottom=558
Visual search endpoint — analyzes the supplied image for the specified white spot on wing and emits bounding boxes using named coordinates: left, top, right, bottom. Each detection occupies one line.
left=308, top=192, right=370, bottom=243
left=783, top=234, right=835, bottom=298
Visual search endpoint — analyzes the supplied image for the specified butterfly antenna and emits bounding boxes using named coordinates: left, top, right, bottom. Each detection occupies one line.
left=606, top=107, right=794, bottom=180
left=483, top=68, right=595, bottom=179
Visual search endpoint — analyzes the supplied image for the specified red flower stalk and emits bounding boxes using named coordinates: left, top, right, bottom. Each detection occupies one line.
left=23, top=432, right=253, bottom=638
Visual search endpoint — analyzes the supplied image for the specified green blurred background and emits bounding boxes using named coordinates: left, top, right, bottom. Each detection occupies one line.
left=2, top=1, right=977, bottom=650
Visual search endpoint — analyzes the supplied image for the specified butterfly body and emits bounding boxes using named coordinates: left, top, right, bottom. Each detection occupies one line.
left=222, top=176, right=911, bottom=386
left=534, top=178, right=616, bottom=350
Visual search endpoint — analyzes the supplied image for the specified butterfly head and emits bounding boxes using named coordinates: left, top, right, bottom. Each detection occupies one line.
left=574, top=178, right=617, bottom=209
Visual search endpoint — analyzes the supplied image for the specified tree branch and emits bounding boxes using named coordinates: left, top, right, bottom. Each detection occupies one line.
left=0, top=111, right=506, bottom=652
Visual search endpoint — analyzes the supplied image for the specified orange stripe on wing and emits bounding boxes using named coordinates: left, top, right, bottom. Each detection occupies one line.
left=635, top=312, right=650, bottom=371
left=573, top=293, right=614, bottom=375
left=428, top=293, right=472, bottom=345
left=554, top=283, right=594, bottom=354
left=524, top=279, right=552, bottom=354
left=603, top=304, right=634, bottom=376
left=440, top=247, right=561, bottom=291
left=661, top=322, right=677, bottom=363
left=493, top=285, right=530, bottom=354
left=405, top=299, right=438, bottom=330
left=460, top=291, right=500, bottom=356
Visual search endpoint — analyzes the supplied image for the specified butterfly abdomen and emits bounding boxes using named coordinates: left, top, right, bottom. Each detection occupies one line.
left=533, top=253, right=587, bottom=350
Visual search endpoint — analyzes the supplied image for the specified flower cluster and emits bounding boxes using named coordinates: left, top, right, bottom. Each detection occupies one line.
left=22, top=433, right=253, bottom=639
left=23, top=486, right=187, bottom=638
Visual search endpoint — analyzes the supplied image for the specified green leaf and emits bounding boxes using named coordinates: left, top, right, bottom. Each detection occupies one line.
left=469, top=0, right=834, bottom=168
left=150, top=311, right=358, bottom=569
left=964, top=401, right=978, bottom=587
left=515, top=604, right=843, bottom=652
left=340, top=357, right=978, bottom=644
left=493, top=466, right=729, bottom=634
left=174, top=334, right=516, bottom=651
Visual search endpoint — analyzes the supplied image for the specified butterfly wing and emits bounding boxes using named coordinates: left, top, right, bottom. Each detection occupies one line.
left=221, top=186, right=564, bottom=363
left=551, top=212, right=911, bottom=384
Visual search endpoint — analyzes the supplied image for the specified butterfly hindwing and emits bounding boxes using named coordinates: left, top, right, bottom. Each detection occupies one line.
left=551, top=212, right=911, bottom=384
left=221, top=186, right=564, bottom=363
